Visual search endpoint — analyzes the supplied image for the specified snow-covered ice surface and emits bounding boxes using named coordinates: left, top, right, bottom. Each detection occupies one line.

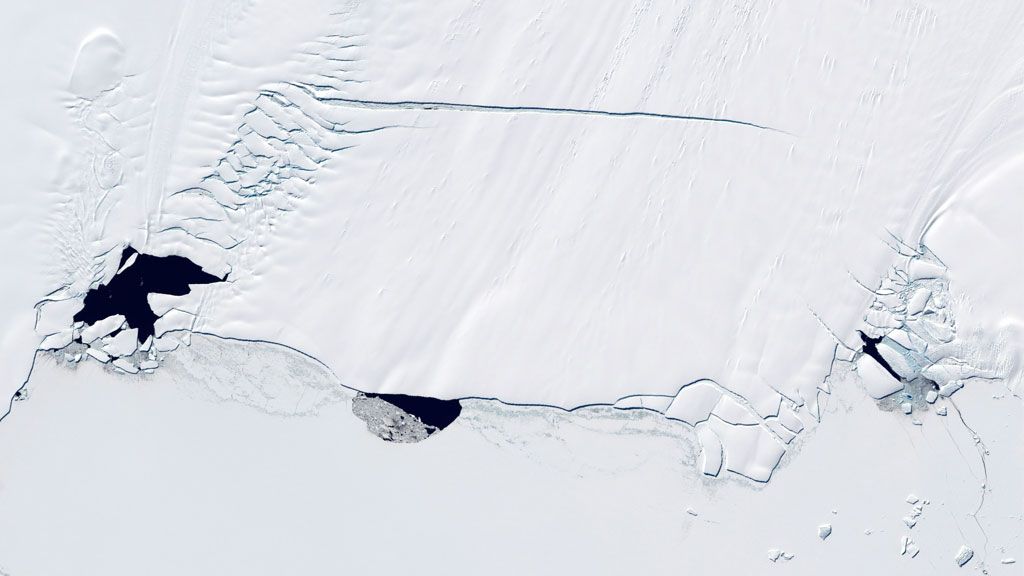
left=1, top=0, right=1022, bottom=574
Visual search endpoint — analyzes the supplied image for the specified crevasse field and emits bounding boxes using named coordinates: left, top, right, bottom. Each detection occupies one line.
left=0, top=1, right=1021, bottom=574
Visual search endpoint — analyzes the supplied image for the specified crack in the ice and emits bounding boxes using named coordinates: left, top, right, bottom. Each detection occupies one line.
left=948, top=398, right=991, bottom=559
left=287, top=82, right=784, bottom=133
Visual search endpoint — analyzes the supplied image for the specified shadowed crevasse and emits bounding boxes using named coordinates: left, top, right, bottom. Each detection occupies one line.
left=73, top=247, right=225, bottom=343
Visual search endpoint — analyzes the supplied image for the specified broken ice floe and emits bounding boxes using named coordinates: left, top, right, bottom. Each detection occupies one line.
left=614, top=379, right=792, bottom=482
left=953, top=545, right=974, bottom=567
left=33, top=246, right=223, bottom=375
left=850, top=245, right=998, bottom=417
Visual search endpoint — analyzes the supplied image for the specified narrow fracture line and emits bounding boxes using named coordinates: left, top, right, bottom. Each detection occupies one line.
left=287, top=83, right=784, bottom=133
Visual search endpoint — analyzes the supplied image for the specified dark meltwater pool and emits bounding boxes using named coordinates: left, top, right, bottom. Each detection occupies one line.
left=366, top=393, right=463, bottom=431
left=73, top=246, right=225, bottom=343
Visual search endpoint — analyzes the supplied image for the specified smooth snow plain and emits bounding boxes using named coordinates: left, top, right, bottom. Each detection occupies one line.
left=1, top=0, right=1021, bottom=574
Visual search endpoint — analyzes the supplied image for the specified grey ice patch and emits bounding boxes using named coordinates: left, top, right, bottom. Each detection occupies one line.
left=351, top=393, right=437, bottom=443
left=154, top=333, right=349, bottom=416
left=876, top=376, right=940, bottom=414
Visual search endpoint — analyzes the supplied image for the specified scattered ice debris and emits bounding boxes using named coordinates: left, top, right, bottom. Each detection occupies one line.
left=936, top=406, right=948, bottom=416
left=768, top=549, right=795, bottom=562
left=853, top=247, right=1001, bottom=421
left=351, top=393, right=461, bottom=443
left=864, top=528, right=873, bottom=535
left=954, top=545, right=974, bottom=567
left=1001, top=558, right=1016, bottom=564
left=899, top=497, right=927, bottom=531
left=686, top=508, right=698, bottom=517
left=138, top=359, right=159, bottom=371
left=63, top=352, right=82, bottom=363
left=900, top=536, right=910, bottom=555
left=817, top=524, right=832, bottom=540
left=911, top=418, right=922, bottom=426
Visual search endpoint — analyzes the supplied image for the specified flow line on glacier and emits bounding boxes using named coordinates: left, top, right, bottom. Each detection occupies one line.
left=288, top=82, right=782, bottom=132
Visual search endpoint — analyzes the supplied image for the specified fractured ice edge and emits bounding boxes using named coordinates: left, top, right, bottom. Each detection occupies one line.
left=17, top=233, right=1004, bottom=484
left=851, top=243, right=1000, bottom=404
left=10, top=16, right=1008, bottom=483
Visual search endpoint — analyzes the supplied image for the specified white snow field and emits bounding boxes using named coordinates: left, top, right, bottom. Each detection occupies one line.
left=1, top=0, right=1021, bottom=574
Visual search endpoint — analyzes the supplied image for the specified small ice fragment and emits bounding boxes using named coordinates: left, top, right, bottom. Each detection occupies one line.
left=1001, top=558, right=1016, bottom=564
left=80, top=314, right=126, bottom=344
left=954, top=545, right=974, bottom=567
left=911, top=418, right=922, bottom=426
left=925, top=390, right=938, bottom=403
left=906, top=494, right=919, bottom=504
left=85, top=347, right=111, bottom=363
left=907, top=542, right=920, bottom=558
left=903, top=516, right=917, bottom=529
left=901, top=402, right=913, bottom=414
left=818, top=524, right=832, bottom=540
left=64, top=352, right=77, bottom=362
left=112, top=358, right=138, bottom=374
left=138, top=359, right=159, bottom=370
left=686, top=508, right=698, bottom=516
left=767, top=549, right=782, bottom=562
left=939, top=381, right=964, bottom=397
left=781, top=552, right=795, bottom=561
left=900, top=535, right=910, bottom=555
left=936, top=406, right=947, bottom=416
left=864, top=528, right=873, bottom=535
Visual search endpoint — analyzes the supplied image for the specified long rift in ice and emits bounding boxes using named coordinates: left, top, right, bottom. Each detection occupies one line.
left=287, top=82, right=783, bottom=132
